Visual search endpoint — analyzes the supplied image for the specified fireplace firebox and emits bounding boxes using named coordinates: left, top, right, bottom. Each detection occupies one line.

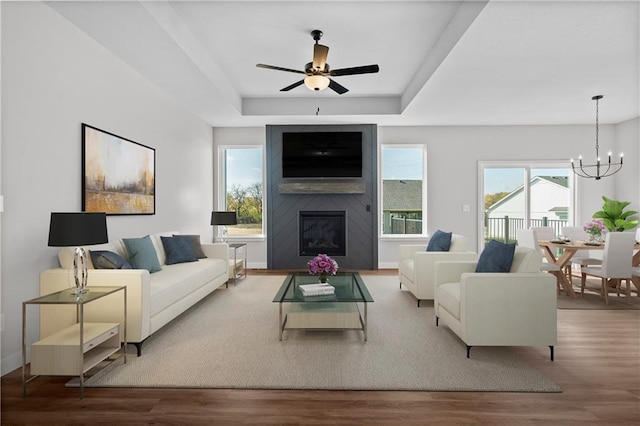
left=299, top=211, right=346, bottom=257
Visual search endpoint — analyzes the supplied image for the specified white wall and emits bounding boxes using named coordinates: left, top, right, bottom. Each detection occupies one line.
left=212, top=127, right=267, bottom=269
left=1, top=2, right=214, bottom=374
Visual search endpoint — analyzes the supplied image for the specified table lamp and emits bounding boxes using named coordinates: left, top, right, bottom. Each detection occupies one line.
left=211, top=211, right=237, bottom=243
left=48, top=212, right=108, bottom=295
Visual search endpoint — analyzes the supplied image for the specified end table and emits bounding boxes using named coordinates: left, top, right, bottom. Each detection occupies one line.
left=228, top=243, right=247, bottom=284
left=22, top=286, right=127, bottom=399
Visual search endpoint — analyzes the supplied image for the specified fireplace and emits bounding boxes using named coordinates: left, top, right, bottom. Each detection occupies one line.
left=299, top=211, right=346, bottom=257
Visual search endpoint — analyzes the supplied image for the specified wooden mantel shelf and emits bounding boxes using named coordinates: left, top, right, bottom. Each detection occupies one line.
left=278, top=180, right=365, bottom=194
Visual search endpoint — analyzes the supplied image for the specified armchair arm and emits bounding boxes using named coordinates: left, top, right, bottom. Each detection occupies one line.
left=202, top=243, right=229, bottom=263
left=411, top=252, right=478, bottom=299
left=39, top=268, right=152, bottom=343
left=434, top=260, right=478, bottom=288
left=459, top=272, right=557, bottom=346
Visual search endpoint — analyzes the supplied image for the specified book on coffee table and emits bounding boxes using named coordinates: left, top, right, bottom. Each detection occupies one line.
left=299, top=283, right=335, bottom=296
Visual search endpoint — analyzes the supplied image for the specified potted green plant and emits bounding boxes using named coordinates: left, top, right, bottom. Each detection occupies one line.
left=592, top=196, right=638, bottom=232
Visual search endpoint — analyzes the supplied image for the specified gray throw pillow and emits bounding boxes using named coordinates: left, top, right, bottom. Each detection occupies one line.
left=89, top=250, right=132, bottom=270
left=172, top=234, right=207, bottom=259
left=161, top=236, right=198, bottom=265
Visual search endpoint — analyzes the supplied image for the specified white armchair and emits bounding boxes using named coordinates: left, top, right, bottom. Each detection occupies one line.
left=434, top=247, right=557, bottom=360
left=399, top=234, right=478, bottom=306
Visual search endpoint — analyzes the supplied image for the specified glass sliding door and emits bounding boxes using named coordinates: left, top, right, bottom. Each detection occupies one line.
left=530, top=168, right=571, bottom=238
left=483, top=167, right=526, bottom=244
left=480, top=162, right=573, bottom=249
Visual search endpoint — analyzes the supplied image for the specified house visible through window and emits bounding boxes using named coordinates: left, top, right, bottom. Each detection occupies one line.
left=381, top=146, right=426, bottom=235
left=221, top=147, right=264, bottom=236
left=480, top=163, right=573, bottom=246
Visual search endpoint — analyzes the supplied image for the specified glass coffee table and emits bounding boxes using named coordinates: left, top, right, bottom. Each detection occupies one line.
left=273, top=272, right=373, bottom=341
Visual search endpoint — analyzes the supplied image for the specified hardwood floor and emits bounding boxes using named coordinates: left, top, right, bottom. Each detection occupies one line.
left=2, top=270, right=639, bottom=425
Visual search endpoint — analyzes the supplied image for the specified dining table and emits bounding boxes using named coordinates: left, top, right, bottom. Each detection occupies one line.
left=538, top=239, right=640, bottom=298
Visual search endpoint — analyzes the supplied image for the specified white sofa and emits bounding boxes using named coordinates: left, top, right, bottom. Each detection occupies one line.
left=398, top=234, right=478, bottom=306
left=39, top=231, right=229, bottom=356
left=434, top=247, right=557, bottom=360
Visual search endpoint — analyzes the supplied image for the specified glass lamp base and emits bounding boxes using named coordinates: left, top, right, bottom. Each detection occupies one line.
left=218, top=225, right=228, bottom=243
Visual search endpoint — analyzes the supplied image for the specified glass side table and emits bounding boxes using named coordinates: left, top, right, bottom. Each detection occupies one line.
left=228, top=243, right=247, bottom=285
left=22, top=286, right=127, bottom=399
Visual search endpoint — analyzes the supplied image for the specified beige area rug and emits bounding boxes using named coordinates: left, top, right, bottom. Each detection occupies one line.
left=71, top=275, right=560, bottom=392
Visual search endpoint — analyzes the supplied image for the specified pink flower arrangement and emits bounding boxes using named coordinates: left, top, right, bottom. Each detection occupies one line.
left=307, top=253, right=339, bottom=276
left=584, top=219, right=605, bottom=236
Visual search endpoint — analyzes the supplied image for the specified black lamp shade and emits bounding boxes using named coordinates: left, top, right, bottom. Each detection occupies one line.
left=211, top=211, right=237, bottom=226
left=48, top=212, right=108, bottom=247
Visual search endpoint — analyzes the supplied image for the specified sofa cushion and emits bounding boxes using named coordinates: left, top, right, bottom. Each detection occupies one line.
left=436, top=282, right=460, bottom=319
left=173, top=234, right=207, bottom=259
left=160, top=236, right=198, bottom=265
left=122, top=235, right=162, bottom=273
left=149, top=258, right=227, bottom=317
left=89, top=250, right=132, bottom=270
left=475, top=240, right=516, bottom=273
left=427, top=230, right=452, bottom=252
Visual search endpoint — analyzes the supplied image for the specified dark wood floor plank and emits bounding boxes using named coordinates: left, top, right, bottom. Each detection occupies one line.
left=2, top=270, right=639, bottom=425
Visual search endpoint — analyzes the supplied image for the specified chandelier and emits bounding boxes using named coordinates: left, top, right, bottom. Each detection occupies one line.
left=571, top=95, right=623, bottom=180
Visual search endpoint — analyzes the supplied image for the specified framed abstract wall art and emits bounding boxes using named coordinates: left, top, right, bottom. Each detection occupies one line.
left=82, top=123, right=155, bottom=215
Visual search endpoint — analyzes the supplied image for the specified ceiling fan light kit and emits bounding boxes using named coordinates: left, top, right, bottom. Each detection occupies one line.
left=305, top=75, right=330, bottom=91
left=571, top=95, right=624, bottom=180
left=256, top=29, right=379, bottom=95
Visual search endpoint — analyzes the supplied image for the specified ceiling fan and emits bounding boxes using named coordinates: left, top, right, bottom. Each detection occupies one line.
left=256, top=30, right=379, bottom=95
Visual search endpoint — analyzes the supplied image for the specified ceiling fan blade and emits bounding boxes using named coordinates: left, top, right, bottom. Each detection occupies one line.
left=256, top=63, right=306, bottom=74
left=328, top=79, right=349, bottom=95
left=312, top=44, right=329, bottom=71
left=280, top=80, right=305, bottom=92
left=329, top=64, right=379, bottom=77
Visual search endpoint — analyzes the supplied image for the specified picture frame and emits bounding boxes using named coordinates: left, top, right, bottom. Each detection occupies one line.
left=82, top=123, right=155, bottom=215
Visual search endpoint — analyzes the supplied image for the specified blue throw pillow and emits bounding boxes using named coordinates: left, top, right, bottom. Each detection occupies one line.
left=426, top=230, right=452, bottom=252
left=172, top=234, right=207, bottom=259
left=122, top=235, right=162, bottom=273
left=89, top=250, right=132, bottom=270
left=161, top=236, right=198, bottom=265
left=475, top=240, right=516, bottom=273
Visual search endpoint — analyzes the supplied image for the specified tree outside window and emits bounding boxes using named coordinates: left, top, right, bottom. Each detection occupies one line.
left=223, top=147, right=263, bottom=236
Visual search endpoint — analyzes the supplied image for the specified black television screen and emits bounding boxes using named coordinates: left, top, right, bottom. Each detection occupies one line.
left=282, top=132, right=363, bottom=178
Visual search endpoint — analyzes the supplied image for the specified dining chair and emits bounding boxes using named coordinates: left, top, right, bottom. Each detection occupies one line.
left=580, top=232, right=635, bottom=304
left=531, top=226, right=554, bottom=241
left=631, top=228, right=640, bottom=295
left=561, top=226, right=602, bottom=279
left=516, top=228, right=563, bottom=293
left=632, top=266, right=640, bottom=296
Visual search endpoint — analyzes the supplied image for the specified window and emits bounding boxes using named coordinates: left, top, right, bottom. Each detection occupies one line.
left=380, top=145, right=426, bottom=236
left=219, top=146, right=264, bottom=237
left=479, top=161, right=574, bottom=247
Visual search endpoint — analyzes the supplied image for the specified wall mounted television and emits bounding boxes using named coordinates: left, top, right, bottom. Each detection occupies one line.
left=282, top=132, right=363, bottom=178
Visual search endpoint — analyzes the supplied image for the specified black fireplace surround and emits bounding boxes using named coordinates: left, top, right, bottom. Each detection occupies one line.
left=299, top=211, right=346, bottom=257
left=267, top=124, right=377, bottom=270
